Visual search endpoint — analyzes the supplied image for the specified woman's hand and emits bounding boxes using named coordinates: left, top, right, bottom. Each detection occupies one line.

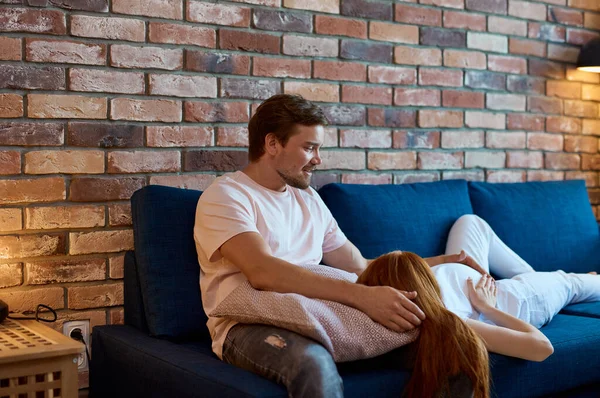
left=467, top=274, right=497, bottom=313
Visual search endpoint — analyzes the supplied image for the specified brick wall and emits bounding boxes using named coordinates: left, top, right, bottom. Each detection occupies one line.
left=0, top=0, right=599, bottom=349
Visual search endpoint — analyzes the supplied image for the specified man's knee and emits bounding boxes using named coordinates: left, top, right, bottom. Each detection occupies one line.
left=288, top=344, right=343, bottom=397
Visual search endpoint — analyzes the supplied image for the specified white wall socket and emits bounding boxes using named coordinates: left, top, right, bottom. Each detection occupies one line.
left=63, top=320, right=90, bottom=372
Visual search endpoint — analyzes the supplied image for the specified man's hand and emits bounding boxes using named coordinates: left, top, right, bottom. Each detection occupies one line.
left=445, top=250, right=488, bottom=276
left=355, top=285, right=426, bottom=332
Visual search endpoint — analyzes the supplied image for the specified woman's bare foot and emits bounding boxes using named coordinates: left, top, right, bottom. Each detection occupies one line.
left=589, top=271, right=598, bottom=275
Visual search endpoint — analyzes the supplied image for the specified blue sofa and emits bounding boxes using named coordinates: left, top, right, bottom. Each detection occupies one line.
left=90, top=179, right=600, bottom=397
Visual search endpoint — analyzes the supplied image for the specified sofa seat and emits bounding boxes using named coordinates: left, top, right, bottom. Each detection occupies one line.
left=561, top=302, right=600, bottom=318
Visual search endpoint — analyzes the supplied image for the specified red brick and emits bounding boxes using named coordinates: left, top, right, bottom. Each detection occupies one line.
left=342, top=85, right=392, bottom=105
left=187, top=1, right=250, bottom=26
left=419, top=68, right=463, bottom=87
left=0, top=65, right=65, bottom=91
left=442, top=130, right=484, bottom=149
left=149, top=22, right=215, bottom=48
left=565, top=135, right=598, bottom=153
left=443, top=10, right=486, bottom=31
left=582, top=119, right=600, bottom=135
left=71, top=15, right=144, bottom=42
left=0, top=37, right=21, bottom=60
left=422, top=27, right=467, bottom=47
left=528, top=23, right=565, bottom=42
left=582, top=155, right=600, bottom=171
left=25, top=150, right=104, bottom=174
left=527, top=132, right=563, bottom=151
left=28, top=94, right=107, bottom=119
left=149, top=74, right=216, bottom=98
left=584, top=11, right=600, bottom=28
left=420, top=0, right=465, bottom=9
left=284, top=35, right=338, bottom=57
left=0, top=122, right=64, bottom=146
left=111, top=45, right=182, bottom=70
left=26, top=258, right=105, bottom=285
left=566, top=69, right=600, bottom=84
left=368, top=152, right=417, bottom=170
left=341, top=173, right=392, bottom=184
left=489, top=16, right=527, bottom=36
left=507, top=114, right=544, bottom=131
left=70, top=177, right=144, bottom=202
left=314, top=61, right=367, bottom=82
left=419, top=110, right=463, bottom=128
left=184, top=101, right=249, bottom=123
left=0, top=209, right=22, bottom=232
left=147, top=125, right=213, bottom=147
left=25, top=205, right=104, bottom=230
left=443, top=90, right=484, bottom=108
left=284, top=81, right=339, bottom=102
left=70, top=69, right=144, bottom=94
left=486, top=132, right=526, bottom=149
left=108, top=151, right=180, bottom=173
left=111, top=98, right=181, bottom=122
left=487, top=93, right=526, bottom=111
left=445, top=171, right=483, bottom=183
left=320, top=150, right=365, bottom=170
left=547, top=81, right=582, bottom=99
left=488, top=55, right=527, bottom=74
left=0, top=151, right=20, bottom=175
left=487, top=170, right=526, bottom=183
left=369, top=21, right=419, bottom=44
left=0, top=94, right=23, bottom=118
left=565, top=171, right=598, bottom=187
left=395, top=45, right=442, bottom=66
left=367, top=108, right=416, bottom=128
left=109, top=255, right=125, bottom=280
left=26, top=39, right=105, bottom=65
left=564, top=100, right=598, bottom=118
left=220, top=29, right=280, bottom=54
left=68, top=283, right=124, bottom=309
left=221, top=78, right=281, bottom=100
left=109, top=204, right=132, bottom=227
left=253, top=9, right=312, bottom=33
left=394, top=172, right=441, bottom=184
left=216, top=127, right=249, bottom=147
left=0, top=233, right=66, bottom=260
left=110, top=308, right=125, bottom=325
left=341, top=0, right=393, bottom=19
left=393, top=131, right=440, bottom=149
left=113, top=0, right=182, bottom=19
left=548, top=6, right=583, bottom=26
left=395, top=4, right=442, bottom=26
left=69, top=230, right=133, bottom=255
left=465, top=151, right=506, bottom=168
left=368, top=65, right=416, bottom=85
left=0, top=287, right=64, bottom=313
left=0, top=263, right=22, bottom=288
left=546, top=116, right=581, bottom=134
left=569, top=0, right=600, bottom=11
left=315, top=15, right=366, bottom=39
left=467, top=32, right=508, bottom=53
left=253, top=57, right=311, bottom=78
left=444, top=49, right=486, bottom=69
left=567, top=28, right=600, bottom=45
left=185, top=51, right=249, bottom=75
left=529, top=59, right=565, bottom=80
left=582, top=84, right=600, bottom=101
left=545, top=153, right=580, bottom=169
left=548, top=43, right=580, bottom=62
left=395, top=88, right=441, bottom=107
left=528, top=97, right=563, bottom=115
left=340, top=129, right=391, bottom=148
left=509, top=38, right=546, bottom=57
left=508, top=0, right=547, bottom=21
left=418, top=152, right=463, bottom=170
left=507, top=151, right=544, bottom=168
left=284, top=0, right=340, bottom=13
left=149, top=174, right=216, bottom=191
left=0, top=8, right=66, bottom=35
left=467, top=111, right=506, bottom=129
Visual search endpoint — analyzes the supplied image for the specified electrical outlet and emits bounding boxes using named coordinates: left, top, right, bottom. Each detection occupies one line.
left=63, top=320, right=90, bottom=372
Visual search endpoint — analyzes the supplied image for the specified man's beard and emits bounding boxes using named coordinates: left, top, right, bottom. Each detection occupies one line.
left=277, top=169, right=311, bottom=189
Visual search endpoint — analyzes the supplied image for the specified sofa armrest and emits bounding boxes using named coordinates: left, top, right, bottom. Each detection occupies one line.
left=124, top=250, right=149, bottom=334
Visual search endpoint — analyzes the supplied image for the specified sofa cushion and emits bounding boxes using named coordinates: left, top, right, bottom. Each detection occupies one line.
left=561, top=302, right=600, bottom=319
left=317, top=180, right=473, bottom=259
left=468, top=180, right=600, bottom=273
left=131, top=185, right=208, bottom=341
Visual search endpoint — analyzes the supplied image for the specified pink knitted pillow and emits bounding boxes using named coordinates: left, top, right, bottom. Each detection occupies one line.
left=210, top=265, right=418, bottom=362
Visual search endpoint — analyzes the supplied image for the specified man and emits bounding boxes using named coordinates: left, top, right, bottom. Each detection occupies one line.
left=194, top=94, right=479, bottom=397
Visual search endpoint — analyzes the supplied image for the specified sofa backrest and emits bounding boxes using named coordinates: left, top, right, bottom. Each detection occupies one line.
left=131, top=185, right=209, bottom=341
left=469, top=180, right=600, bottom=273
left=317, top=180, right=474, bottom=259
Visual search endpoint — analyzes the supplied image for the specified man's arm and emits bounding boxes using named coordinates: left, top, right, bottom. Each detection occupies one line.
left=220, top=232, right=425, bottom=332
left=321, top=240, right=371, bottom=276
left=424, top=250, right=488, bottom=275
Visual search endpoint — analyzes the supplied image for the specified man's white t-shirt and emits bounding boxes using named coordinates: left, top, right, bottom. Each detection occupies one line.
left=194, top=171, right=348, bottom=359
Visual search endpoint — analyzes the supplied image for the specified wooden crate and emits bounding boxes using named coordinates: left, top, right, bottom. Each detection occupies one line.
left=0, top=319, right=84, bottom=398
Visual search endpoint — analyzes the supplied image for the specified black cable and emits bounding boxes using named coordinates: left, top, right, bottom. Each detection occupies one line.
left=7, top=304, right=57, bottom=323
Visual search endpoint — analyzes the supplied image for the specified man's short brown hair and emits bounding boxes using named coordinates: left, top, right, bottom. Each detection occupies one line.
left=248, top=94, right=329, bottom=162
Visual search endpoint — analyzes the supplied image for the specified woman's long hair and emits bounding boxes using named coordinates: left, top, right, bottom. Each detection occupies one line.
left=356, top=251, right=490, bottom=398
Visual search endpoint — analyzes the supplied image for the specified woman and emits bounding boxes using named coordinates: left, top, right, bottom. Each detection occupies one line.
left=357, top=215, right=600, bottom=398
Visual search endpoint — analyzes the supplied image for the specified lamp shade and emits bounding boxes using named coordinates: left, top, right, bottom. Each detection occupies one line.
left=576, top=38, right=600, bottom=73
